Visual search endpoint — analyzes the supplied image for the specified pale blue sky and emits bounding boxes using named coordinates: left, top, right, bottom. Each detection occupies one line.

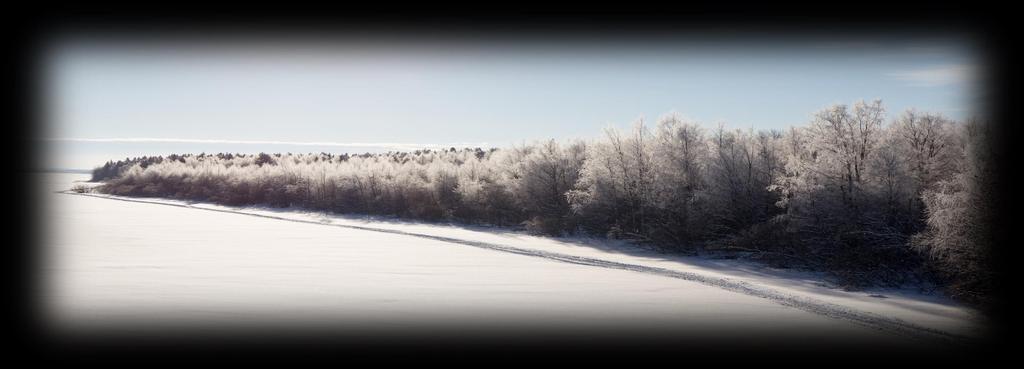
left=41, top=35, right=984, bottom=169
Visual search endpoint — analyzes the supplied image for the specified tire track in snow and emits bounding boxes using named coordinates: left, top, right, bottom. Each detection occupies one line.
left=60, top=191, right=972, bottom=344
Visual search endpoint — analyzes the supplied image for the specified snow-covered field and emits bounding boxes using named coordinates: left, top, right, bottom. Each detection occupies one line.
left=39, top=173, right=985, bottom=345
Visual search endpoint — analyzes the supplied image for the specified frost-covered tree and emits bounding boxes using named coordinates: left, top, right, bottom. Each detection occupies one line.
left=770, top=100, right=924, bottom=283
left=890, top=109, right=959, bottom=222
left=913, top=119, right=997, bottom=304
left=803, top=99, right=885, bottom=209
left=893, top=110, right=957, bottom=189
left=868, top=127, right=914, bottom=228
left=569, top=120, right=657, bottom=240
left=706, top=126, right=761, bottom=235
left=505, top=140, right=587, bottom=234
left=646, top=113, right=709, bottom=246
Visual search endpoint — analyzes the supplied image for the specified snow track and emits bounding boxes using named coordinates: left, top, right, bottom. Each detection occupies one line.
left=59, top=191, right=972, bottom=344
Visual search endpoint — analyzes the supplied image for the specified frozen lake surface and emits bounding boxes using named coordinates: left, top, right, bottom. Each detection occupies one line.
left=38, top=173, right=985, bottom=346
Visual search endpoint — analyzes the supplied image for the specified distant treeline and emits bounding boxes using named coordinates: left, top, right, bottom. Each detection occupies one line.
left=91, top=100, right=997, bottom=307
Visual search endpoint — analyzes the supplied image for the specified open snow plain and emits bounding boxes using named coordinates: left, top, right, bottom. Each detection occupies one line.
left=38, top=173, right=985, bottom=348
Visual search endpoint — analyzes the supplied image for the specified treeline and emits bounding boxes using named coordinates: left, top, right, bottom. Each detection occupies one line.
left=91, top=100, right=996, bottom=306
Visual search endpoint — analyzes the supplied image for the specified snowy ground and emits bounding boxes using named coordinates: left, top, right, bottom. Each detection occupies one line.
left=39, top=173, right=985, bottom=346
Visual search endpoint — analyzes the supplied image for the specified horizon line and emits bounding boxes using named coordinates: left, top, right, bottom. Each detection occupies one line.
left=43, top=137, right=493, bottom=150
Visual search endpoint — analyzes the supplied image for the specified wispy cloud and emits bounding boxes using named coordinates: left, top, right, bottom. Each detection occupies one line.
left=888, top=64, right=976, bottom=87
left=44, top=138, right=491, bottom=151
